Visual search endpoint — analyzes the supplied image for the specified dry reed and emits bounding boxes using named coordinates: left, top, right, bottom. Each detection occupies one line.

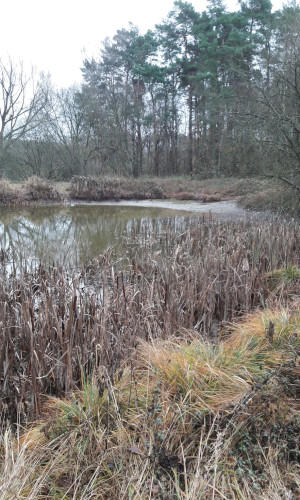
left=0, top=216, right=299, bottom=424
left=0, top=304, right=299, bottom=499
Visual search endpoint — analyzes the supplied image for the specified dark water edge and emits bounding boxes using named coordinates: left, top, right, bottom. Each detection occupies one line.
left=0, top=200, right=253, bottom=269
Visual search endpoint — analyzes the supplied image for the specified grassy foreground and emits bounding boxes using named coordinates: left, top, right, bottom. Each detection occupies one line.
left=0, top=215, right=299, bottom=498
left=1, top=307, right=299, bottom=499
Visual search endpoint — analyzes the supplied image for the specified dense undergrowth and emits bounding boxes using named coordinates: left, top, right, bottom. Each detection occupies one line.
left=1, top=174, right=299, bottom=215
left=68, top=175, right=230, bottom=203
left=0, top=213, right=299, bottom=498
left=0, top=176, right=62, bottom=205
left=0, top=307, right=299, bottom=498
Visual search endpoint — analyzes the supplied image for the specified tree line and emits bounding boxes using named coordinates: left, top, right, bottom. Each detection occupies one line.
left=0, top=0, right=299, bottom=192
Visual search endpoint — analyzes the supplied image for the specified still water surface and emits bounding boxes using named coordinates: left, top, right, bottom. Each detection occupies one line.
left=0, top=201, right=248, bottom=266
left=0, top=203, right=194, bottom=266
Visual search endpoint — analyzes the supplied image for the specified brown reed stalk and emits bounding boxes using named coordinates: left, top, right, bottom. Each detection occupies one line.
left=0, top=216, right=299, bottom=423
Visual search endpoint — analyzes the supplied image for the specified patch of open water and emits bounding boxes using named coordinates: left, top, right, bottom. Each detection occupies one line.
left=0, top=200, right=254, bottom=269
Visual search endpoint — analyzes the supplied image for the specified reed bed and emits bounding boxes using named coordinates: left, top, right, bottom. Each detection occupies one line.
left=0, top=305, right=299, bottom=499
left=0, top=215, right=300, bottom=498
left=0, top=216, right=299, bottom=425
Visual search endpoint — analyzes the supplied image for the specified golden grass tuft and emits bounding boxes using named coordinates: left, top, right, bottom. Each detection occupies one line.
left=226, top=307, right=300, bottom=354
left=144, top=305, right=300, bottom=410
left=264, top=265, right=300, bottom=296
left=1, top=305, right=299, bottom=498
left=0, top=213, right=299, bottom=497
left=143, top=338, right=252, bottom=411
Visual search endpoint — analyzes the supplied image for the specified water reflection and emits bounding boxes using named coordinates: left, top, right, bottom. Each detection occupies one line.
left=0, top=204, right=196, bottom=266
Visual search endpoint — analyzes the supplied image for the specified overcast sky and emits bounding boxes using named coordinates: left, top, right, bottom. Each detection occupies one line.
left=1, top=0, right=284, bottom=88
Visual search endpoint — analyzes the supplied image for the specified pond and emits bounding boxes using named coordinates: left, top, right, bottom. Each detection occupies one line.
left=0, top=200, right=249, bottom=268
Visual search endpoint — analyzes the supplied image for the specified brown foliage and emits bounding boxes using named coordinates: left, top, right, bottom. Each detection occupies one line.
left=0, top=179, right=20, bottom=205
left=23, top=176, right=62, bottom=202
left=0, top=217, right=299, bottom=424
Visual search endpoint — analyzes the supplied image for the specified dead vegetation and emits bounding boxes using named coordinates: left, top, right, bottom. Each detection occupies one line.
left=0, top=214, right=299, bottom=498
left=22, top=176, right=62, bottom=202
left=0, top=176, right=62, bottom=205
left=69, top=175, right=239, bottom=203
left=68, top=175, right=300, bottom=213
left=0, top=217, right=299, bottom=421
left=1, top=175, right=241, bottom=205
left=70, top=175, right=165, bottom=201
left=2, top=175, right=299, bottom=215
left=0, top=306, right=299, bottom=499
left=0, top=179, right=20, bottom=205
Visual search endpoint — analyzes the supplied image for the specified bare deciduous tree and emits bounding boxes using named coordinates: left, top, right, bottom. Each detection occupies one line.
left=255, top=9, right=300, bottom=192
left=0, top=57, right=49, bottom=175
left=45, top=86, right=98, bottom=178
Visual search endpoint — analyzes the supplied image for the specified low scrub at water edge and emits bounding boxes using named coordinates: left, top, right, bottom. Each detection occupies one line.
left=22, top=176, right=62, bottom=202
left=3, top=175, right=299, bottom=215
left=240, top=185, right=300, bottom=215
left=0, top=179, right=20, bottom=205
left=68, top=175, right=252, bottom=203
left=0, top=176, right=62, bottom=205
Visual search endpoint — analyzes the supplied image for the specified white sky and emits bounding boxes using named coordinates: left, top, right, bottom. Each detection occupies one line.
left=0, top=0, right=285, bottom=89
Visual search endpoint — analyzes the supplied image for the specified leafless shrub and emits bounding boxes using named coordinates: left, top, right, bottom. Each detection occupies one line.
left=69, top=175, right=165, bottom=201
left=0, top=179, right=19, bottom=205
left=23, top=176, right=62, bottom=201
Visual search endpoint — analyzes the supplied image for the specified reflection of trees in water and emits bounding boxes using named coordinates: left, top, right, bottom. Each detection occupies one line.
left=0, top=210, right=75, bottom=260
left=0, top=205, right=192, bottom=265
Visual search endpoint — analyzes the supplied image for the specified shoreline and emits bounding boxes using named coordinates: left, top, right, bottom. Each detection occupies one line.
left=1, top=175, right=298, bottom=216
left=0, top=198, right=258, bottom=222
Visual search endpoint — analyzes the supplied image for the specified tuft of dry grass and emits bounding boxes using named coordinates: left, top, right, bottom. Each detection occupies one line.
left=0, top=305, right=299, bottom=498
left=0, top=217, right=299, bottom=423
left=264, top=265, right=300, bottom=298
left=0, top=211, right=299, bottom=497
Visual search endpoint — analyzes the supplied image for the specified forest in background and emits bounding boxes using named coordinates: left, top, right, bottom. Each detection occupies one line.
left=0, top=0, right=299, bottom=194
left=1, top=3, right=300, bottom=497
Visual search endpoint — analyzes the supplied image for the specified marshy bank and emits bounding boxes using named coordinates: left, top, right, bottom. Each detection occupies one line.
left=0, top=213, right=299, bottom=498
left=2, top=175, right=299, bottom=215
left=0, top=175, right=229, bottom=206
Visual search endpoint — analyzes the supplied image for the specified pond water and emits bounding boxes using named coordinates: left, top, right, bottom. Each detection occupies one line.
left=0, top=200, right=249, bottom=267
